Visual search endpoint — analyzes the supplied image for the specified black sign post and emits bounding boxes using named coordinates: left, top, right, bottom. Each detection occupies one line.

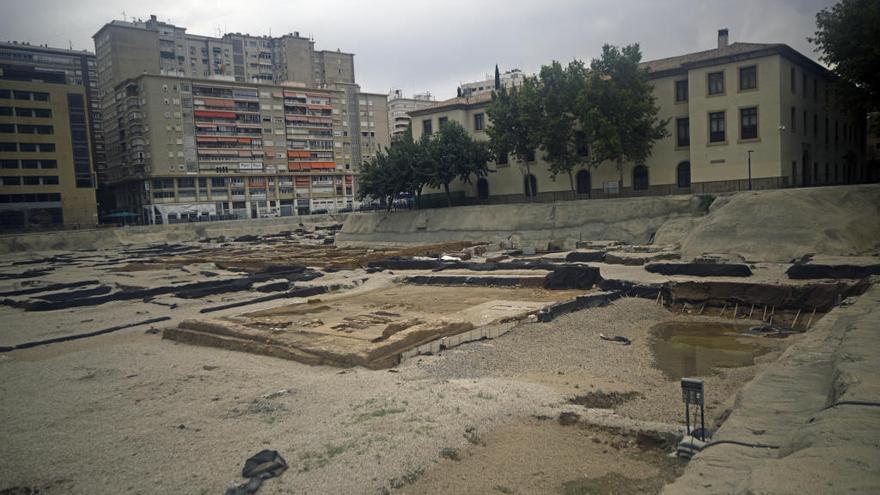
left=681, top=378, right=706, bottom=441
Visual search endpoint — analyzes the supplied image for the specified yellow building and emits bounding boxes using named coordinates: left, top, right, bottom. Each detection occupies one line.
left=410, top=30, right=867, bottom=203
left=0, top=43, right=99, bottom=229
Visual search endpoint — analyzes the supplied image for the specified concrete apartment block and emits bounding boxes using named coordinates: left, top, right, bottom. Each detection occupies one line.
left=0, top=42, right=100, bottom=229
left=92, top=16, right=390, bottom=222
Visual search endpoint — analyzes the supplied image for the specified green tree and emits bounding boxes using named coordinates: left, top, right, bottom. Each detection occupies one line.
left=494, top=64, right=501, bottom=90
left=424, top=121, right=491, bottom=207
left=357, top=149, right=396, bottom=211
left=578, top=44, right=668, bottom=190
left=810, top=0, right=880, bottom=131
left=390, top=127, right=431, bottom=208
left=487, top=78, right=543, bottom=199
left=536, top=60, right=590, bottom=192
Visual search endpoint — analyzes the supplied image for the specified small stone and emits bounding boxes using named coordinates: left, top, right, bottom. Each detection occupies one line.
left=439, top=447, right=461, bottom=461
left=558, top=411, right=580, bottom=426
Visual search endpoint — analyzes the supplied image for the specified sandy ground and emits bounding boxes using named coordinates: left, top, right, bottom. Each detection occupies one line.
left=0, top=297, right=794, bottom=495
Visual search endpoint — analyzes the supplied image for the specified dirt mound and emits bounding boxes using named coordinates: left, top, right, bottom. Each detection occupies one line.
left=671, top=185, right=880, bottom=262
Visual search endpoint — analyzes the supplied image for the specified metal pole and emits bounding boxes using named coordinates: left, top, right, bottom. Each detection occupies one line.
left=700, top=402, right=706, bottom=441
left=685, top=402, right=690, bottom=436
left=747, top=150, right=754, bottom=191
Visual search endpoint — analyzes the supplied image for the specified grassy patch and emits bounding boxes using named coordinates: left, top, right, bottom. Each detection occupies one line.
left=299, top=442, right=354, bottom=471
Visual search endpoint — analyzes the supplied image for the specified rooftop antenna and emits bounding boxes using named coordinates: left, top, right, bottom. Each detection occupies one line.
left=68, top=40, right=73, bottom=50
left=121, top=10, right=127, bottom=22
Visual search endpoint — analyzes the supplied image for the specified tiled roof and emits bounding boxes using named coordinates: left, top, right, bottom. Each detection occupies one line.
left=409, top=91, right=494, bottom=115
left=640, top=42, right=789, bottom=74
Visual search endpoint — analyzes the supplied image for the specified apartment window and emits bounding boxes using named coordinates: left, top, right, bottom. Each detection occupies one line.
left=813, top=79, right=818, bottom=101
left=676, top=117, right=690, bottom=147
left=0, top=124, right=14, bottom=133
left=422, top=119, right=432, bottom=135
left=0, top=142, right=15, bottom=151
left=23, top=176, right=40, bottom=186
left=739, top=66, right=757, bottom=91
left=707, top=72, right=724, bottom=95
left=17, top=125, right=54, bottom=135
left=675, top=80, right=688, bottom=102
left=803, top=110, right=808, bottom=135
left=21, top=160, right=38, bottom=169
left=0, top=159, right=17, bottom=168
left=0, top=89, right=10, bottom=99
left=438, top=116, right=448, bottom=128
left=791, top=107, right=797, bottom=132
left=0, top=106, right=11, bottom=116
left=813, top=114, right=818, bottom=137
left=740, top=107, right=758, bottom=140
left=709, top=111, right=726, bottom=143
left=3, top=176, right=21, bottom=185
left=825, top=117, right=829, bottom=145
left=525, top=149, right=536, bottom=162
left=13, top=90, right=30, bottom=100
left=802, top=73, right=807, bottom=97
left=496, top=152, right=508, bottom=165
left=790, top=67, right=796, bottom=93
left=473, top=113, right=484, bottom=131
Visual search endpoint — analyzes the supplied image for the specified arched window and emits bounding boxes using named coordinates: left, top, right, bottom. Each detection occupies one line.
left=676, top=161, right=691, bottom=188
left=576, top=170, right=591, bottom=195
left=477, top=178, right=489, bottom=199
left=524, top=174, right=538, bottom=197
left=633, top=165, right=649, bottom=191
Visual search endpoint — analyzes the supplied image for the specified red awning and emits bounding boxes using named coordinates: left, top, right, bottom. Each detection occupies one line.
left=194, top=110, right=236, bottom=119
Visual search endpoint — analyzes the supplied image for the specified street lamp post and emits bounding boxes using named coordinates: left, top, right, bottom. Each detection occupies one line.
left=747, top=150, right=754, bottom=191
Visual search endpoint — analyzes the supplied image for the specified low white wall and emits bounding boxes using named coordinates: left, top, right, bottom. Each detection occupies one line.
left=337, top=195, right=708, bottom=249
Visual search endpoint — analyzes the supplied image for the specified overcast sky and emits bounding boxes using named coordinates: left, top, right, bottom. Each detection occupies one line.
left=1, top=0, right=835, bottom=100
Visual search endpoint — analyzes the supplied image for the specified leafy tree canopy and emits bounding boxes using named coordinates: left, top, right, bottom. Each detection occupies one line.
left=810, top=0, right=880, bottom=122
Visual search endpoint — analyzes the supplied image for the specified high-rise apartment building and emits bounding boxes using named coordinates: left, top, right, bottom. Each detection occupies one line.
left=93, top=15, right=389, bottom=221
left=387, top=89, right=434, bottom=138
left=0, top=42, right=100, bottom=229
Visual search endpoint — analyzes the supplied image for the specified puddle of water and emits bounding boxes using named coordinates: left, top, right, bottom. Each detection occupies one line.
left=649, top=321, right=771, bottom=380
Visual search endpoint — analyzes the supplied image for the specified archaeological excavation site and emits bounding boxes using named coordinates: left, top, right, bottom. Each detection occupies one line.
left=1, top=184, right=879, bottom=494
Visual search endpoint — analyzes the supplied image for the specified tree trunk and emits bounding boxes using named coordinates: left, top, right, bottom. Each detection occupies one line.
left=617, top=158, right=624, bottom=192
left=567, top=169, right=575, bottom=194
left=443, top=183, right=452, bottom=207
left=415, top=188, right=422, bottom=209
left=525, top=163, right=533, bottom=202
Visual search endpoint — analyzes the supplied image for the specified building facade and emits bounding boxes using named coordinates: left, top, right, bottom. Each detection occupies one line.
left=105, top=75, right=375, bottom=223
left=412, top=31, right=867, bottom=203
left=93, top=15, right=389, bottom=221
left=0, top=42, right=99, bottom=229
left=459, top=68, right=526, bottom=98
left=387, top=89, right=434, bottom=138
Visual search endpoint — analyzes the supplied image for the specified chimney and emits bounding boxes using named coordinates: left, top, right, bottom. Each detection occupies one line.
left=718, top=28, right=729, bottom=49
left=150, top=14, right=157, bottom=22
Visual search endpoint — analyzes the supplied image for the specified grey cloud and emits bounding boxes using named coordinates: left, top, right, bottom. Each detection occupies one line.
left=1, top=0, right=835, bottom=100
